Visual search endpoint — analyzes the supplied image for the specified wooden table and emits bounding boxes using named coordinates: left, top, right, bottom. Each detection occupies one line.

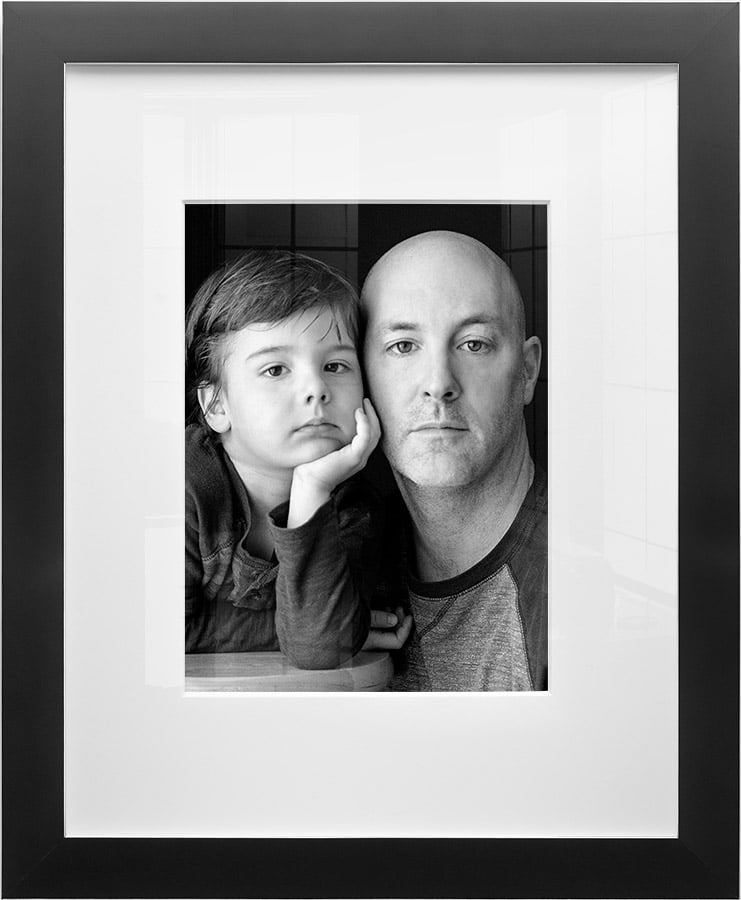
left=185, top=650, right=393, bottom=692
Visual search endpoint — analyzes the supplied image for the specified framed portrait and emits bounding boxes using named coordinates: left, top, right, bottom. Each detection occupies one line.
left=182, top=200, right=548, bottom=692
left=3, top=3, right=738, bottom=898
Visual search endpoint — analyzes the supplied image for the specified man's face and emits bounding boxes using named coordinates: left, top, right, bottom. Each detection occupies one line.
left=363, top=238, right=539, bottom=489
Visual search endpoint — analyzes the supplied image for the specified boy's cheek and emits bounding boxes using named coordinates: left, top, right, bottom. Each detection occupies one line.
left=336, top=411, right=359, bottom=441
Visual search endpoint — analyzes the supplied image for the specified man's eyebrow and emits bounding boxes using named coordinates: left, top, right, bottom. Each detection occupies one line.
left=376, top=321, right=421, bottom=333
left=455, top=314, right=505, bottom=329
left=376, top=315, right=505, bottom=333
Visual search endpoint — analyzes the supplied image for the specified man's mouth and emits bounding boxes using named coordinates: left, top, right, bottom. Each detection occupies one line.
left=411, top=422, right=467, bottom=434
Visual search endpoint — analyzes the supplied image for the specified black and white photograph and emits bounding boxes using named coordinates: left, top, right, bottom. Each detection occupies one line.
left=3, top=2, right=738, bottom=897
left=184, top=204, right=548, bottom=691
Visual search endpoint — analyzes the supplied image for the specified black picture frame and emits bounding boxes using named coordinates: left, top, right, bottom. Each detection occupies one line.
left=3, top=3, right=738, bottom=897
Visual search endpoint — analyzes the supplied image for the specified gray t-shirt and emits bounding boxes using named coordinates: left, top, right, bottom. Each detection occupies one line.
left=391, top=469, right=548, bottom=691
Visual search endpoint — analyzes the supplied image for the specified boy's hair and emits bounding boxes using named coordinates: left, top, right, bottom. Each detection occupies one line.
left=186, top=249, right=360, bottom=421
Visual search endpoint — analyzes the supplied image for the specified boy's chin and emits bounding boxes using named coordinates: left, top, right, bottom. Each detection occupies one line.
left=292, top=435, right=347, bottom=465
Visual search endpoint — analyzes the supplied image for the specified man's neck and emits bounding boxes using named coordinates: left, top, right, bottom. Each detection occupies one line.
left=397, top=442, right=535, bottom=582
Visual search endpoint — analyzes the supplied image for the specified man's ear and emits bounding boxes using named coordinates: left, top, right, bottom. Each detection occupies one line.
left=197, top=384, right=231, bottom=434
left=522, top=336, right=542, bottom=406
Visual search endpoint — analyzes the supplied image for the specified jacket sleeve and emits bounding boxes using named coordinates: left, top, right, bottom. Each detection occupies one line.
left=268, top=487, right=375, bottom=670
left=185, top=481, right=276, bottom=654
left=184, top=492, right=216, bottom=653
left=184, top=483, right=239, bottom=653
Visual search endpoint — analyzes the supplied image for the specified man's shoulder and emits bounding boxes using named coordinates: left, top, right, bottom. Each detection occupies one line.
left=533, top=466, right=547, bottom=506
left=527, top=466, right=547, bottom=509
left=526, top=465, right=547, bottom=525
left=512, top=465, right=547, bottom=538
left=508, top=466, right=548, bottom=686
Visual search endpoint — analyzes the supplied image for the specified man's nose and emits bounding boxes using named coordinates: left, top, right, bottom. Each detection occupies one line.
left=422, top=353, right=461, bottom=402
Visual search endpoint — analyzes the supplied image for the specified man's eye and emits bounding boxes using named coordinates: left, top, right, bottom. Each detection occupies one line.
left=263, top=365, right=286, bottom=377
left=324, top=361, right=349, bottom=374
left=389, top=340, right=414, bottom=355
left=460, top=340, right=487, bottom=353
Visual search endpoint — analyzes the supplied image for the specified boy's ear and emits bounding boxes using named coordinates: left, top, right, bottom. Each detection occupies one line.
left=197, top=385, right=231, bottom=434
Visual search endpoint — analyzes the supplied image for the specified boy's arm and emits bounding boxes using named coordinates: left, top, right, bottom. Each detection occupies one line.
left=268, top=400, right=382, bottom=669
left=269, top=487, right=412, bottom=668
left=269, top=492, right=372, bottom=669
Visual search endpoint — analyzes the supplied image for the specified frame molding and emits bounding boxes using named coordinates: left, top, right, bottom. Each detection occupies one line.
left=3, top=3, right=738, bottom=897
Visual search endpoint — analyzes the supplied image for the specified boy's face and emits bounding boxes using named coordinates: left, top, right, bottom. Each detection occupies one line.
left=206, top=307, right=363, bottom=478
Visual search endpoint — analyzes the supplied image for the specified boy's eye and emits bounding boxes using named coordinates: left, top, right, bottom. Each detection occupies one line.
left=324, top=361, right=350, bottom=374
left=263, top=365, right=286, bottom=378
left=388, top=340, right=415, bottom=355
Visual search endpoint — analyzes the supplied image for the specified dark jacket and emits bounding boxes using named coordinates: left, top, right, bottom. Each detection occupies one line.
left=185, top=424, right=383, bottom=669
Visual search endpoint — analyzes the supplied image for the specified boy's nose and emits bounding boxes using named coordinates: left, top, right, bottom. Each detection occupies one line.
left=304, top=373, right=330, bottom=404
left=306, top=388, right=329, bottom=404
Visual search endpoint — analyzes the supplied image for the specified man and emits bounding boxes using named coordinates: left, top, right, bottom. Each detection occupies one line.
left=361, top=230, right=547, bottom=691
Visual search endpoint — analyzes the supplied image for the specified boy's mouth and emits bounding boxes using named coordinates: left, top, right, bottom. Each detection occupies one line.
left=295, top=419, right=338, bottom=436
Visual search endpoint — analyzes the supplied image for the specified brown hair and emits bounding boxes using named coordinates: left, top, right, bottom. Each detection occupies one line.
left=186, top=249, right=359, bottom=422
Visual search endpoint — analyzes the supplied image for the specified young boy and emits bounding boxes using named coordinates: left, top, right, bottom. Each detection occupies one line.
left=185, top=249, right=410, bottom=668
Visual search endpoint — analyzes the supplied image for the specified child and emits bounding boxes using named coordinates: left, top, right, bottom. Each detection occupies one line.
left=185, top=249, right=410, bottom=668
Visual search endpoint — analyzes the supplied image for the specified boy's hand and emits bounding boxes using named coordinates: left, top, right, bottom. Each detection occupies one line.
left=294, top=398, right=381, bottom=493
left=362, top=606, right=413, bottom=652
left=287, top=399, right=381, bottom=528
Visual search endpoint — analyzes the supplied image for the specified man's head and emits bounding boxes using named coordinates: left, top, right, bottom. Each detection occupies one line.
left=361, top=230, right=541, bottom=490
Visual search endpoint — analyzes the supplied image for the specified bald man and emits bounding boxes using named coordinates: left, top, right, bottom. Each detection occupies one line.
left=361, top=231, right=547, bottom=691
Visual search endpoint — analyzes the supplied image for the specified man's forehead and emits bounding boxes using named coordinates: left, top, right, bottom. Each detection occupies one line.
left=367, top=234, right=509, bottom=298
left=362, top=231, right=525, bottom=336
left=380, top=234, right=491, bottom=274
left=366, top=257, right=515, bottom=322
left=372, top=260, right=500, bottom=298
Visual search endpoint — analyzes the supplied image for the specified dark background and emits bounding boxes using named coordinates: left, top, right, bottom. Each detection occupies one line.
left=185, top=203, right=548, bottom=478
